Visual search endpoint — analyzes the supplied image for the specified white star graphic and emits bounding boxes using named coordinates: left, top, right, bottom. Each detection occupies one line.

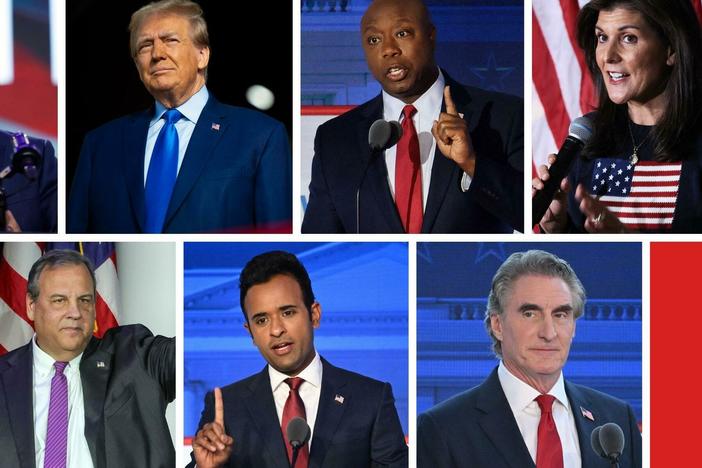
left=615, top=181, right=621, bottom=186
left=618, top=169, right=623, bottom=175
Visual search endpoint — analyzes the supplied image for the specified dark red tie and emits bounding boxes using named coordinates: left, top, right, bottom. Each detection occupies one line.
left=395, top=104, right=423, bottom=233
left=535, top=394, right=564, bottom=468
left=282, top=377, right=309, bottom=468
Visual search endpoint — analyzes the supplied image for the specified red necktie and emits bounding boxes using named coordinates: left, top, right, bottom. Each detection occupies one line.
left=282, top=377, right=309, bottom=468
left=535, top=394, right=564, bottom=468
left=395, top=104, right=423, bottom=233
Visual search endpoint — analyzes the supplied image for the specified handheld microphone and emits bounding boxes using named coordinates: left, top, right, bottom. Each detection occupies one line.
left=356, top=119, right=403, bottom=233
left=10, top=132, right=41, bottom=181
left=591, top=422, right=625, bottom=468
left=286, top=417, right=311, bottom=468
left=532, top=116, right=593, bottom=226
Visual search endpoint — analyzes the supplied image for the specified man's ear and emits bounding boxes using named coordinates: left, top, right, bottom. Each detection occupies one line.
left=311, top=302, right=322, bottom=328
left=26, top=293, right=35, bottom=322
left=197, top=46, right=210, bottom=71
left=490, top=313, right=503, bottom=341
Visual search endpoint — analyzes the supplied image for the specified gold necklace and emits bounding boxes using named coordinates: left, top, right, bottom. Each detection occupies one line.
left=626, top=119, right=651, bottom=165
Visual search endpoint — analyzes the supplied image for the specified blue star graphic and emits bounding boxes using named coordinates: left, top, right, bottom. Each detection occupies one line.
left=475, top=243, right=506, bottom=264
left=470, top=53, right=514, bottom=92
left=417, top=243, right=433, bottom=264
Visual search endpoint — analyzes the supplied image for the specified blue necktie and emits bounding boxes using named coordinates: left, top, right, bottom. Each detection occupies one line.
left=145, top=108, right=182, bottom=233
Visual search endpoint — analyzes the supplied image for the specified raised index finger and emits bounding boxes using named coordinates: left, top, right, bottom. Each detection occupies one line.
left=214, top=387, right=224, bottom=426
left=443, top=85, right=458, bottom=116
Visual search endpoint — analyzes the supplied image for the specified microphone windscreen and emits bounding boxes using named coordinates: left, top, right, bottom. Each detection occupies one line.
left=286, top=417, right=311, bottom=448
left=598, top=422, right=625, bottom=459
left=568, top=115, right=593, bottom=144
left=590, top=426, right=606, bottom=457
left=368, top=119, right=403, bottom=151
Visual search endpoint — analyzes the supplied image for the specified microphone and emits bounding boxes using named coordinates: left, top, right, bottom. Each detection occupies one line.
left=356, top=119, right=403, bottom=233
left=591, top=422, right=626, bottom=467
left=10, top=132, right=41, bottom=181
left=286, top=416, right=311, bottom=468
left=532, top=116, right=593, bottom=226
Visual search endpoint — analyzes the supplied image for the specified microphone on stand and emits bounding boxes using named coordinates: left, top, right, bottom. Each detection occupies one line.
left=356, top=119, right=403, bottom=233
left=590, top=422, right=626, bottom=468
left=286, top=416, right=311, bottom=468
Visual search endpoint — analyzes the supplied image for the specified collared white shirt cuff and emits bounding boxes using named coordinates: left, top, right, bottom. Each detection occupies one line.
left=460, top=171, right=473, bottom=191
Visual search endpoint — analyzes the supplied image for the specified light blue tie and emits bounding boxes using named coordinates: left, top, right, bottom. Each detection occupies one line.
left=145, top=109, right=182, bottom=233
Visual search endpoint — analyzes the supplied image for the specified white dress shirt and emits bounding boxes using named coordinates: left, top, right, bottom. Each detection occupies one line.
left=32, top=336, right=94, bottom=468
left=497, top=361, right=581, bottom=468
left=382, top=68, right=471, bottom=208
left=268, top=352, right=323, bottom=452
left=143, top=84, right=209, bottom=184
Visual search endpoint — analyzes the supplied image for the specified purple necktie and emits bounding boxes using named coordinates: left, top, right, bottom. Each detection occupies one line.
left=44, top=361, right=68, bottom=468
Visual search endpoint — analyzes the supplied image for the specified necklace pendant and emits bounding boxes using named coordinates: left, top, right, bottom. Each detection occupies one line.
left=629, top=152, right=639, bottom=165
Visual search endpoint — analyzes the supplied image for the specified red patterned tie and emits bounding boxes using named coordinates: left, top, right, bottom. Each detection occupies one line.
left=282, top=377, right=309, bottom=468
left=535, top=394, right=564, bottom=468
left=395, top=104, right=423, bottom=233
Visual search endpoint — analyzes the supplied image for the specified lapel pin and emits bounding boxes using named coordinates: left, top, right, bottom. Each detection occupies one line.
left=96, top=361, right=105, bottom=368
left=211, top=123, right=221, bottom=131
left=334, top=394, right=345, bottom=405
left=580, top=406, right=594, bottom=421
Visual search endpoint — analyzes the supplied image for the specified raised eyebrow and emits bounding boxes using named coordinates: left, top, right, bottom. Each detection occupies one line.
left=159, top=31, right=180, bottom=40
left=278, top=304, right=297, bottom=312
left=553, top=305, right=574, bottom=314
left=595, top=24, right=641, bottom=32
left=518, top=303, right=542, bottom=313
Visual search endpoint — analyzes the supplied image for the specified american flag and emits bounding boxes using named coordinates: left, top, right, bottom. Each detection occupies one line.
left=532, top=0, right=702, bottom=172
left=590, top=159, right=681, bottom=231
left=0, top=242, right=120, bottom=355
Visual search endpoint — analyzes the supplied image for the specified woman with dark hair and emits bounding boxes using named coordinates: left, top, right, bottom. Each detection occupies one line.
left=533, top=0, right=702, bottom=233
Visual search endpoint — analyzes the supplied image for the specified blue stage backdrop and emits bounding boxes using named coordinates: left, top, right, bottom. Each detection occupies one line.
left=184, top=242, right=409, bottom=437
left=417, top=242, right=642, bottom=423
left=301, top=0, right=523, bottom=105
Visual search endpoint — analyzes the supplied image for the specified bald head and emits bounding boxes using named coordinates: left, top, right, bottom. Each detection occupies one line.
left=360, top=0, right=438, bottom=103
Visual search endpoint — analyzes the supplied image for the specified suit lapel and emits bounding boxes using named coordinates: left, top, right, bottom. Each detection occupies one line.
left=422, top=74, right=474, bottom=233
left=123, top=110, right=151, bottom=232
left=242, top=368, right=289, bottom=468
left=309, top=359, right=347, bottom=468
left=1, top=343, right=36, bottom=468
left=163, top=97, right=227, bottom=230
left=566, top=381, right=602, bottom=467
left=80, top=338, right=111, bottom=468
left=476, top=368, right=535, bottom=468
left=357, top=96, right=404, bottom=233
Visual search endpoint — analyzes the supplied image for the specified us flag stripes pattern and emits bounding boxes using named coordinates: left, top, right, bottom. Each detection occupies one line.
left=0, top=242, right=120, bottom=355
left=532, top=0, right=702, bottom=172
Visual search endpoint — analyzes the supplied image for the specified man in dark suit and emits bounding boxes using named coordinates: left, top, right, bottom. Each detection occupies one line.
left=0, top=249, right=175, bottom=468
left=0, top=131, right=56, bottom=232
left=68, top=0, right=291, bottom=234
left=189, top=251, right=407, bottom=468
left=302, top=0, right=523, bottom=234
left=417, top=250, right=642, bottom=468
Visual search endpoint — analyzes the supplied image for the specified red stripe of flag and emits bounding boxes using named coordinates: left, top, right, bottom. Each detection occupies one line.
left=0, top=258, right=32, bottom=326
left=533, top=10, right=570, bottom=145
left=94, top=294, right=118, bottom=339
left=559, top=0, right=596, bottom=113
left=604, top=201, right=677, bottom=208
left=631, top=181, right=681, bottom=187
left=615, top=212, right=675, bottom=219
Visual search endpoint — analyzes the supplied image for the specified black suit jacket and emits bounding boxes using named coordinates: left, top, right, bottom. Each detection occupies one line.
left=417, top=368, right=642, bottom=468
left=302, top=74, right=523, bottom=233
left=187, top=358, right=408, bottom=468
left=0, top=132, right=56, bottom=232
left=0, top=324, right=175, bottom=468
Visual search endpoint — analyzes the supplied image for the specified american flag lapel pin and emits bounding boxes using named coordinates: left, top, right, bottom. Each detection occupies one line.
left=580, top=406, right=594, bottom=421
left=96, top=361, right=105, bottom=368
left=334, top=394, right=345, bottom=405
left=211, top=122, right=220, bottom=131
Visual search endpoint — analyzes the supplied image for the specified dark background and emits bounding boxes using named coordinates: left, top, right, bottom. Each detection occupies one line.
left=66, top=0, right=292, bottom=195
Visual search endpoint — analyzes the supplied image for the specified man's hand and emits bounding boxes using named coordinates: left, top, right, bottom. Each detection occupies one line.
left=431, top=86, right=476, bottom=177
left=5, top=210, right=21, bottom=232
left=192, top=387, right=234, bottom=468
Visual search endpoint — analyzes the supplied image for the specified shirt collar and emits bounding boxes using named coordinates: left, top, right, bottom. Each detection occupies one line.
left=497, top=361, right=570, bottom=412
left=151, top=84, right=209, bottom=126
left=32, top=334, right=83, bottom=378
left=382, top=68, right=444, bottom=122
left=268, top=351, right=323, bottom=393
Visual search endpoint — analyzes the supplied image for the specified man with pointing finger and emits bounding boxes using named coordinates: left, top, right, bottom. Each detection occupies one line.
left=187, top=251, right=408, bottom=468
left=301, top=0, right=524, bottom=234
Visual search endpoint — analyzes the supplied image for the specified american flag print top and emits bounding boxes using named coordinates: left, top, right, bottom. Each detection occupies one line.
left=589, top=158, right=682, bottom=232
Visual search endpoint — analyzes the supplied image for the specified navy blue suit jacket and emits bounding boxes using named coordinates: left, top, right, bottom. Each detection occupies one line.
left=417, top=368, right=642, bottom=468
left=0, top=132, right=56, bottom=232
left=68, top=96, right=291, bottom=233
left=0, top=325, right=175, bottom=468
left=187, top=358, right=408, bottom=468
left=302, top=75, right=523, bottom=233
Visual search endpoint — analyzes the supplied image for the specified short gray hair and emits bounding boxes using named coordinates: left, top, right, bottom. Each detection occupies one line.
left=484, top=250, right=586, bottom=357
left=27, top=250, right=96, bottom=301
left=128, top=0, right=210, bottom=58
